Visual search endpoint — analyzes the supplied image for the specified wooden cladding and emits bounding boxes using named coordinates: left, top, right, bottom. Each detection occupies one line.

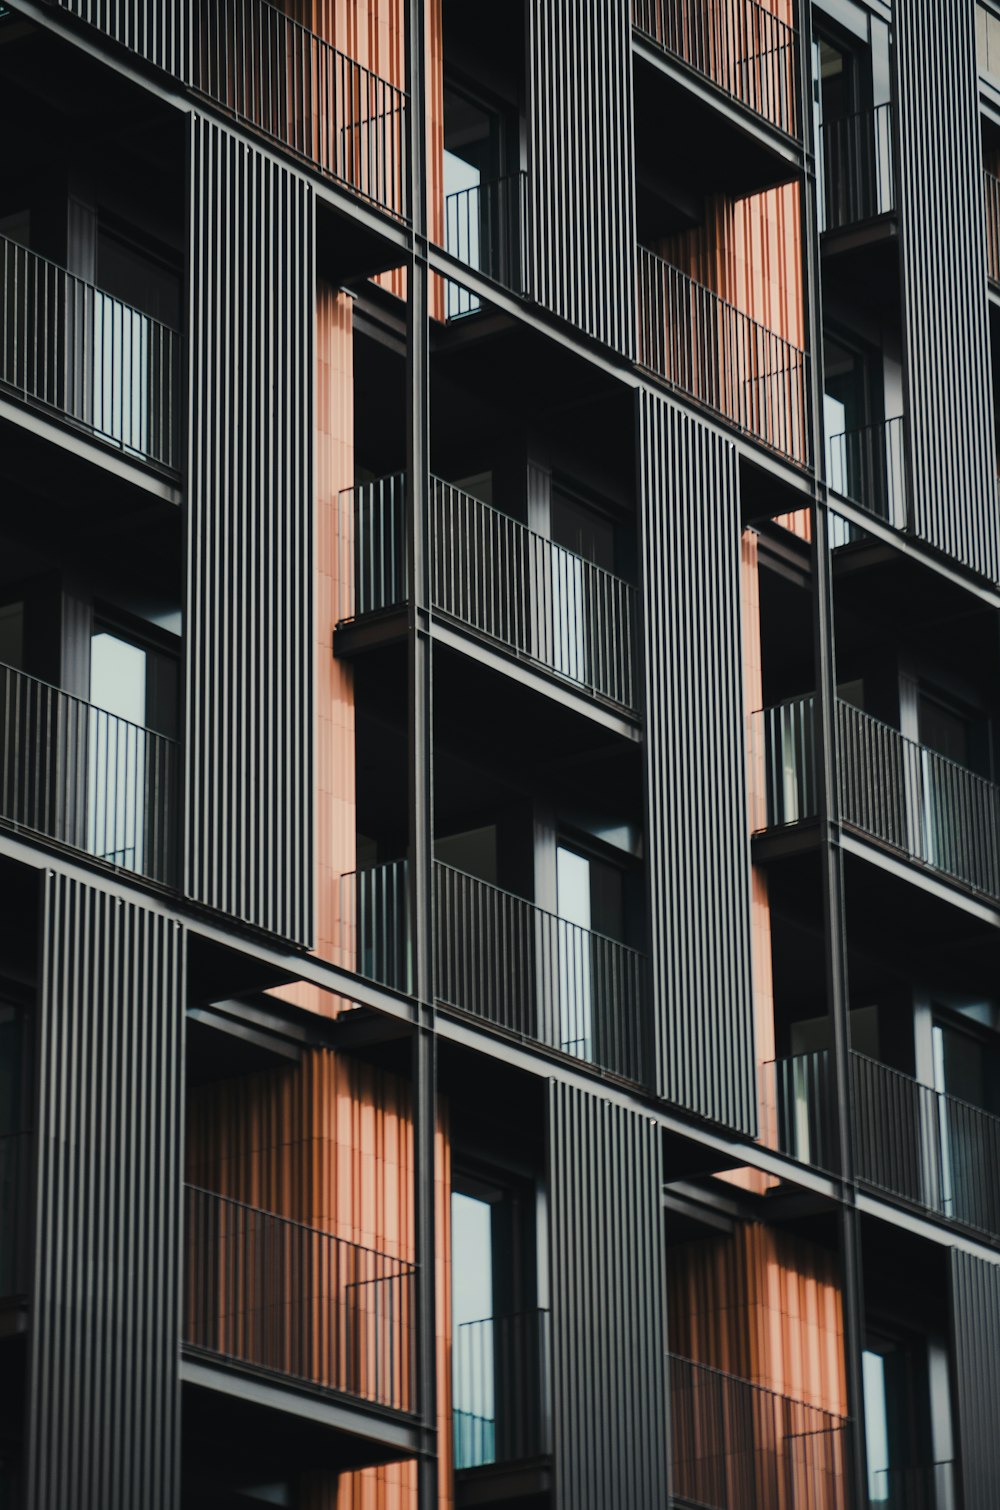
left=527, top=0, right=637, bottom=355
left=896, top=0, right=1000, bottom=581
left=950, top=1249, right=1000, bottom=1510
left=547, top=1082, right=668, bottom=1509
left=27, top=875, right=185, bottom=1510
left=640, top=391, right=756, bottom=1133
left=185, top=116, right=315, bottom=946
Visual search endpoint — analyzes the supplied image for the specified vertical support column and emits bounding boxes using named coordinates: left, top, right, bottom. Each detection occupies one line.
left=406, top=1, right=437, bottom=1503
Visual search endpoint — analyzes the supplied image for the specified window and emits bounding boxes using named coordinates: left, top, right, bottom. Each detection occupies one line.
left=556, top=843, right=625, bottom=1063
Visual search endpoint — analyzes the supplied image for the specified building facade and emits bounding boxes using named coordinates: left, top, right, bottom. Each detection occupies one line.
left=0, top=0, right=999, bottom=1506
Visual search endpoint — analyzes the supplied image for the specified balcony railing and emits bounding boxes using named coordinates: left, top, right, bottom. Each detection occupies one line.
left=433, top=862, right=645, bottom=1082
left=453, top=1310, right=550, bottom=1471
left=632, top=0, right=798, bottom=137
left=339, top=860, right=411, bottom=994
left=0, top=233, right=180, bottom=471
left=338, top=475, right=640, bottom=712
left=442, top=172, right=530, bottom=317
left=637, top=250, right=810, bottom=466
left=985, top=169, right=1000, bottom=285
left=192, top=0, right=408, bottom=219
left=0, top=661, right=179, bottom=888
left=431, top=479, right=639, bottom=710
left=826, top=415, right=907, bottom=528
left=184, top=1185, right=417, bottom=1412
left=820, top=103, right=895, bottom=232
left=668, top=1354, right=851, bottom=1510
left=770, top=1048, right=1000, bottom=1239
left=749, top=693, right=819, bottom=832
left=0, top=1132, right=30, bottom=1297
left=868, top=1461, right=957, bottom=1509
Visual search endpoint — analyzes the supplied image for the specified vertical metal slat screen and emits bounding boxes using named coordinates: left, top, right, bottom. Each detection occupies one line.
left=26, top=875, right=185, bottom=1510
left=51, top=0, right=190, bottom=80
left=950, top=1250, right=1000, bottom=1510
left=639, top=391, right=756, bottom=1133
left=185, top=116, right=314, bottom=946
left=547, top=1083, right=668, bottom=1510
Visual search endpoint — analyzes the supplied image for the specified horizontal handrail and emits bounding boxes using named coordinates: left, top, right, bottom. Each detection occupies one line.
left=637, top=249, right=810, bottom=466
left=0, top=1131, right=30, bottom=1298
left=826, top=414, right=907, bottom=528
left=668, top=1353, right=850, bottom=1510
left=453, top=1309, right=551, bottom=1469
left=191, top=0, right=408, bottom=219
left=820, top=102, right=895, bottom=231
left=183, top=1184, right=417, bottom=1412
left=433, top=860, right=646, bottom=1082
left=442, top=171, right=531, bottom=316
left=0, top=232, right=180, bottom=470
left=985, top=169, right=1000, bottom=285
left=0, top=659, right=180, bottom=887
left=632, top=0, right=799, bottom=137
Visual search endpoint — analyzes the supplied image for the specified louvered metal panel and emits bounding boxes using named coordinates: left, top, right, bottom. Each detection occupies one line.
left=186, top=116, right=315, bottom=946
left=50, top=0, right=190, bottom=79
left=547, top=1081, right=668, bottom=1510
left=26, top=874, right=185, bottom=1510
left=950, top=1249, right=1000, bottom=1510
left=895, top=0, right=999, bottom=581
left=639, top=391, right=756, bottom=1134
left=527, top=0, right=636, bottom=355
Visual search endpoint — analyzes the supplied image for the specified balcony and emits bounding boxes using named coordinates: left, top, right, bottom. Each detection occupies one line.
left=191, top=0, right=408, bottom=219
left=442, top=171, right=530, bottom=316
left=434, top=861, right=645, bottom=1081
left=985, top=169, right=1000, bottom=286
left=183, top=1185, right=416, bottom=1413
left=668, top=1354, right=851, bottom=1509
left=0, top=1132, right=29, bottom=1299
left=637, top=249, right=810, bottom=467
left=820, top=104, right=895, bottom=233
left=338, top=475, right=641, bottom=714
left=825, top=415, right=907, bottom=528
left=0, top=661, right=179, bottom=887
left=770, top=1049, right=1000, bottom=1242
left=753, top=695, right=1000, bottom=905
left=453, top=1309, right=550, bottom=1472
left=0, top=233, right=180, bottom=473
left=631, top=0, right=798, bottom=138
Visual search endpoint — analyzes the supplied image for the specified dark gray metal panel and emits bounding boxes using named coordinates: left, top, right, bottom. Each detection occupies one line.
left=950, top=1249, right=1000, bottom=1510
left=639, top=390, right=756, bottom=1134
left=895, top=0, right=999, bottom=582
left=527, top=0, right=636, bottom=356
left=51, top=0, right=190, bottom=79
left=26, top=873, right=185, bottom=1510
left=186, top=115, right=315, bottom=947
left=547, top=1080, right=668, bottom=1510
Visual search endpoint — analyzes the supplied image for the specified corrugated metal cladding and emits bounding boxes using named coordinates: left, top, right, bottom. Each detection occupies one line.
left=895, top=0, right=1000, bottom=582
left=51, top=0, right=189, bottom=79
left=547, top=1082, right=668, bottom=1510
left=639, top=391, right=756, bottom=1135
left=527, top=0, right=636, bottom=356
left=26, top=874, right=185, bottom=1510
left=949, top=1249, right=1000, bottom=1510
left=186, top=116, right=315, bottom=947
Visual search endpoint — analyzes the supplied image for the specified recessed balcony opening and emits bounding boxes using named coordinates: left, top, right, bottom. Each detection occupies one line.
left=0, top=15, right=185, bottom=476
left=813, top=17, right=895, bottom=242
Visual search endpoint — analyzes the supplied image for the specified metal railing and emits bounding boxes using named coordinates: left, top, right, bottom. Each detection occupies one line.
left=453, top=1310, right=550, bottom=1471
left=820, top=103, right=895, bottom=232
left=433, top=862, right=645, bottom=1082
left=0, top=1132, right=30, bottom=1297
left=749, top=694, right=818, bottom=832
left=337, top=473, right=408, bottom=621
left=192, top=0, right=408, bottom=218
left=637, top=250, right=810, bottom=467
left=825, top=415, right=907, bottom=528
left=632, top=0, right=799, bottom=137
left=868, top=1461, right=957, bottom=1509
left=184, top=1185, right=417, bottom=1411
left=668, top=1354, right=850, bottom=1510
left=431, top=479, right=639, bottom=710
left=0, top=661, right=179, bottom=887
left=442, top=171, right=530, bottom=317
left=339, top=860, right=411, bottom=994
left=0, top=233, right=179, bottom=470
left=985, top=169, right=1000, bottom=285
